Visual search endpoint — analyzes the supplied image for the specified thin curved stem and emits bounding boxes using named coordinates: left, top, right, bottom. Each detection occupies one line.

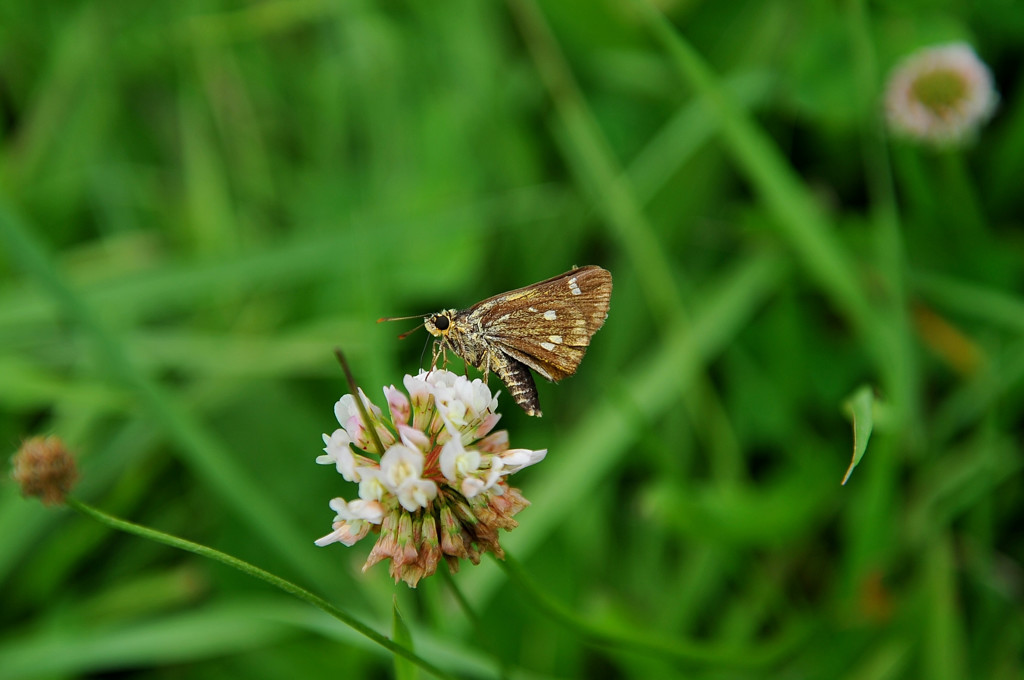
left=68, top=498, right=458, bottom=680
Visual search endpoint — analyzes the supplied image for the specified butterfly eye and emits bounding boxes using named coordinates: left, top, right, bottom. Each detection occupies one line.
left=433, top=315, right=450, bottom=331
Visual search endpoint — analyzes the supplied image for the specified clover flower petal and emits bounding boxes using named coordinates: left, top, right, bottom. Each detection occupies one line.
left=317, top=429, right=358, bottom=481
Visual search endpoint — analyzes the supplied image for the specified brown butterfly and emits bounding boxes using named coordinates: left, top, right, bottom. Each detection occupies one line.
left=382, top=266, right=612, bottom=417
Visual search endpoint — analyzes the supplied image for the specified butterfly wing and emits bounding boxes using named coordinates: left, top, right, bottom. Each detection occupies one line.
left=471, top=266, right=612, bottom=383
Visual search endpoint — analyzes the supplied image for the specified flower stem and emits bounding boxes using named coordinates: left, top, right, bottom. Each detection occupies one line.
left=441, top=568, right=511, bottom=680
left=334, top=348, right=387, bottom=456
left=67, top=497, right=458, bottom=680
left=497, top=553, right=808, bottom=667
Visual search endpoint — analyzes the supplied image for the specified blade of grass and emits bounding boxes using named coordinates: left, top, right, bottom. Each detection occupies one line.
left=462, top=249, right=787, bottom=603
left=0, top=202, right=326, bottom=588
left=508, top=0, right=747, bottom=483
left=921, top=534, right=967, bottom=680
left=912, top=271, right=1024, bottom=335
left=845, top=0, right=918, bottom=437
left=506, top=0, right=684, bottom=323
left=626, top=69, right=775, bottom=206
left=631, top=0, right=880, bottom=353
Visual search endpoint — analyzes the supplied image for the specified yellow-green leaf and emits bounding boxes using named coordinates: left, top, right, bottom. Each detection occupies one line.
left=841, top=386, right=875, bottom=485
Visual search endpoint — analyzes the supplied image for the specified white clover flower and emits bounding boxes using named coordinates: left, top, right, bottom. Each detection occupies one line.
left=357, top=467, right=387, bottom=502
left=335, top=389, right=397, bottom=452
left=380, top=444, right=425, bottom=491
left=395, top=478, right=438, bottom=512
left=316, top=429, right=359, bottom=481
left=439, top=437, right=480, bottom=482
left=884, top=42, right=997, bottom=146
left=499, top=448, right=548, bottom=474
left=314, top=497, right=380, bottom=547
left=315, top=369, right=545, bottom=587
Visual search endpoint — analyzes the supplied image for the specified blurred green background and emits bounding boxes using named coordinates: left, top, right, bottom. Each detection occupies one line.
left=2, top=0, right=1023, bottom=678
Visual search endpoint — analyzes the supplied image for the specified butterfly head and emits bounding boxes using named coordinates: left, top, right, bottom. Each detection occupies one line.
left=424, top=310, right=456, bottom=338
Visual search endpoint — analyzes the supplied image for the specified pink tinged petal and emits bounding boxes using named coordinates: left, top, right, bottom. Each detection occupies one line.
left=335, top=392, right=380, bottom=425
left=338, top=391, right=390, bottom=450
left=380, top=444, right=425, bottom=490
left=344, top=415, right=371, bottom=451
left=317, top=498, right=371, bottom=546
left=474, top=413, right=501, bottom=439
left=398, top=424, right=430, bottom=452
left=384, top=385, right=411, bottom=425
left=500, top=448, right=547, bottom=474
left=374, top=424, right=397, bottom=449
left=461, top=477, right=486, bottom=498
left=345, top=416, right=396, bottom=454
left=315, top=519, right=370, bottom=547
left=477, top=430, right=509, bottom=454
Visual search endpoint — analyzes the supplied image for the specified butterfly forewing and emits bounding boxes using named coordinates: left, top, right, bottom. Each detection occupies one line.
left=472, top=266, right=612, bottom=382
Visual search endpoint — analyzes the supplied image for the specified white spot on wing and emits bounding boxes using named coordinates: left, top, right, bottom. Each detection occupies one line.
left=528, top=307, right=538, bottom=312
left=543, top=310, right=557, bottom=321
left=569, top=276, right=582, bottom=296
left=540, top=342, right=556, bottom=351
left=548, top=335, right=562, bottom=344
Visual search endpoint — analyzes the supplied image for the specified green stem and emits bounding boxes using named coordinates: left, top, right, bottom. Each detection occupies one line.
left=441, top=569, right=510, bottom=680
left=67, top=497, right=458, bottom=680
left=334, top=348, right=387, bottom=457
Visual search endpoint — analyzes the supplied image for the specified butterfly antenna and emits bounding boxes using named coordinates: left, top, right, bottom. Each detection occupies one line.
left=396, top=323, right=424, bottom=340
left=378, top=313, right=427, bottom=340
left=378, top=313, right=427, bottom=323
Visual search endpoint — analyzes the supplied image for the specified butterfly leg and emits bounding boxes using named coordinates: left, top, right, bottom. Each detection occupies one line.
left=430, top=342, right=448, bottom=371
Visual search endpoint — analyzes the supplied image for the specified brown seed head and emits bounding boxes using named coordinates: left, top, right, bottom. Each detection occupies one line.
left=11, top=435, right=79, bottom=506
